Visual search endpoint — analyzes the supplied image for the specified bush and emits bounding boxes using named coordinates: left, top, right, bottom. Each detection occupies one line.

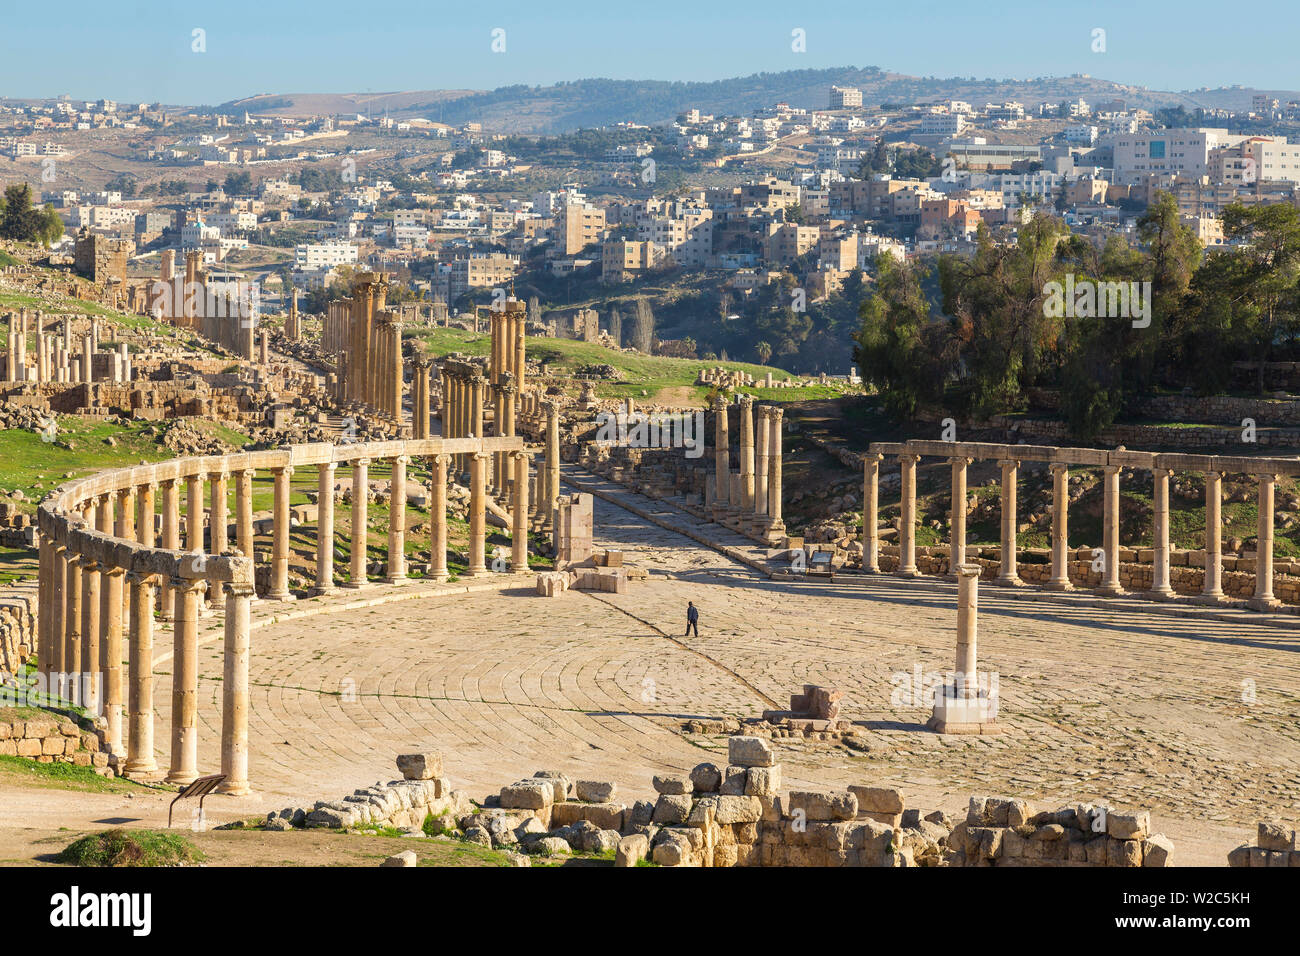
left=56, top=829, right=205, bottom=867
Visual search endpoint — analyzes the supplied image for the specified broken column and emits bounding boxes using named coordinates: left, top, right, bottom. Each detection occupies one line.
left=928, top=563, right=1002, bottom=735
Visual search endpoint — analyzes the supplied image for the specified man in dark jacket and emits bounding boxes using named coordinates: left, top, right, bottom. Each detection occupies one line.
left=685, top=601, right=699, bottom=637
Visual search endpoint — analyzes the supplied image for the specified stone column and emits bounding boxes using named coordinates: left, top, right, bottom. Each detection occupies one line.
left=236, top=469, right=255, bottom=563
left=955, top=564, right=979, bottom=693
left=37, top=535, right=52, bottom=684
left=712, top=396, right=729, bottom=519
left=315, top=462, right=337, bottom=595
left=166, top=578, right=204, bottom=785
left=80, top=559, right=101, bottom=713
left=1046, top=463, right=1072, bottom=590
left=64, top=554, right=82, bottom=703
left=159, top=479, right=180, bottom=620
left=862, top=452, right=882, bottom=572
left=949, top=456, right=971, bottom=575
left=218, top=581, right=255, bottom=795
left=898, top=454, right=919, bottom=576
left=1251, top=472, right=1279, bottom=609
left=185, top=474, right=203, bottom=551
left=994, top=459, right=1021, bottom=586
left=347, top=458, right=370, bottom=588
left=137, top=482, right=156, bottom=548
left=1149, top=467, right=1174, bottom=598
left=467, top=451, right=488, bottom=576
left=511, top=451, right=530, bottom=573
left=767, top=407, right=785, bottom=538
left=429, top=454, right=450, bottom=581
left=1098, top=464, right=1123, bottom=596
left=101, top=567, right=125, bottom=755
left=754, top=406, right=770, bottom=520
left=386, top=456, right=408, bottom=584
left=545, top=402, right=560, bottom=530
left=49, top=545, right=67, bottom=692
left=209, top=470, right=229, bottom=557
left=124, top=572, right=157, bottom=777
left=738, top=395, right=755, bottom=513
left=268, top=465, right=294, bottom=601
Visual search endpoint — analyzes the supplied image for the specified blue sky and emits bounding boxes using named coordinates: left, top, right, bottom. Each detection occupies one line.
left=2, top=0, right=1296, bottom=104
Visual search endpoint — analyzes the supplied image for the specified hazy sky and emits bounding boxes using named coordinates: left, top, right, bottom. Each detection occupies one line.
left=2, top=0, right=1295, bottom=104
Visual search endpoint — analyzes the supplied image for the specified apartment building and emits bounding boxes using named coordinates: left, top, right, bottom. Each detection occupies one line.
left=829, top=86, right=863, bottom=109
left=294, top=241, right=359, bottom=270
left=552, top=200, right=606, bottom=256
left=601, top=239, right=662, bottom=283
left=920, top=113, right=966, bottom=137
left=762, top=222, right=821, bottom=266
left=1107, top=128, right=1249, bottom=184
left=449, top=252, right=521, bottom=299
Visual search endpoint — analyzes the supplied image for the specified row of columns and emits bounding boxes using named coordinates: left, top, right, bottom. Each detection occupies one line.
left=38, top=438, right=532, bottom=796
left=712, top=395, right=784, bottom=541
left=863, top=449, right=1282, bottom=609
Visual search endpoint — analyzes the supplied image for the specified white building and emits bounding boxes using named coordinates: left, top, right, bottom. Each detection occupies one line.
left=294, top=241, right=359, bottom=270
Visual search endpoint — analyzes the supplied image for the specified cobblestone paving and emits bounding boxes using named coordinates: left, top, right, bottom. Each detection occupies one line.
left=151, top=472, right=1300, bottom=863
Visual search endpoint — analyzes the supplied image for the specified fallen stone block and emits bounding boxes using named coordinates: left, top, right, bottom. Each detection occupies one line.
left=396, top=752, right=443, bottom=780
left=728, top=735, right=774, bottom=767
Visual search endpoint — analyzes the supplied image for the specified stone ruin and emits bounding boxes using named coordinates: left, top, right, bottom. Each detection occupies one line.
left=757, top=683, right=853, bottom=739
left=263, top=744, right=1174, bottom=868
left=1228, top=822, right=1300, bottom=867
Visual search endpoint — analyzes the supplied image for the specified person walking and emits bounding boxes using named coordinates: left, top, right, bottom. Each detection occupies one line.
left=685, top=600, right=699, bottom=637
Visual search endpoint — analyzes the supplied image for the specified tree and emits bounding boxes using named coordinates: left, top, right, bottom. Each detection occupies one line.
left=608, top=308, right=622, bottom=347
left=853, top=253, right=953, bottom=418
left=0, top=184, right=63, bottom=246
left=756, top=341, right=773, bottom=365
left=630, top=298, right=655, bottom=353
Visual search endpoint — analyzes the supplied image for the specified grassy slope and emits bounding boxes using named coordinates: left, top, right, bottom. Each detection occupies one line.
left=412, top=326, right=842, bottom=404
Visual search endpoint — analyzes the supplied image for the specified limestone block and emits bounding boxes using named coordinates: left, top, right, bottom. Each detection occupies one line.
left=532, top=836, right=571, bottom=856
left=744, top=765, right=781, bottom=797
left=1142, top=834, right=1174, bottom=867
left=787, top=790, right=857, bottom=822
left=652, top=793, right=692, bottom=825
left=1257, top=821, right=1296, bottom=851
left=652, top=773, right=692, bottom=795
left=549, top=801, right=626, bottom=831
left=1108, top=838, right=1144, bottom=866
left=616, top=833, right=648, bottom=867
left=500, top=781, right=553, bottom=810
left=689, top=762, right=721, bottom=793
left=727, top=735, right=775, bottom=767
left=713, top=796, right=763, bottom=825
left=1106, top=811, right=1150, bottom=841
left=627, top=799, right=655, bottom=828
left=719, top=766, right=747, bottom=795
left=381, top=850, right=417, bottom=867
left=848, top=785, right=904, bottom=815
left=532, top=770, right=570, bottom=802
left=651, top=829, right=695, bottom=866
left=396, top=752, right=443, bottom=780
left=575, top=779, right=616, bottom=803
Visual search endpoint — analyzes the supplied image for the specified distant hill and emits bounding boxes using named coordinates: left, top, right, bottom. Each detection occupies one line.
left=213, top=67, right=1300, bottom=134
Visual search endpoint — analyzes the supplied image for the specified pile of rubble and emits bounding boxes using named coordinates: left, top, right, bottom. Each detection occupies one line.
left=162, top=419, right=238, bottom=457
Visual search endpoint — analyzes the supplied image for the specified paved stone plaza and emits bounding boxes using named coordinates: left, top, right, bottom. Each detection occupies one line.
left=155, top=480, right=1300, bottom=864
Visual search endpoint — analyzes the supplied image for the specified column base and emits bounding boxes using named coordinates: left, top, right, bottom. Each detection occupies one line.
left=122, top=765, right=163, bottom=783
left=1144, top=586, right=1175, bottom=601
left=1096, top=583, right=1126, bottom=597
left=1195, top=591, right=1226, bottom=605
left=165, top=767, right=198, bottom=786
left=929, top=693, right=1003, bottom=735
left=511, top=566, right=533, bottom=575
left=1248, top=595, right=1281, bottom=611
left=266, top=591, right=295, bottom=603
left=464, top=568, right=490, bottom=578
left=897, top=567, right=919, bottom=578
left=311, top=585, right=337, bottom=597
left=384, top=575, right=409, bottom=586
left=429, top=571, right=449, bottom=583
left=1042, top=579, right=1073, bottom=591
left=995, top=575, right=1023, bottom=587
left=215, top=782, right=253, bottom=797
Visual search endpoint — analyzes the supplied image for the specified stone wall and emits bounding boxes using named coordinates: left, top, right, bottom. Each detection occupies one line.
left=0, top=714, right=116, bottom=775
left=1228, top=822, right=1299, bottom=867
left=268, top=745, right=1173, bottom=868
left=0, top=584, right=37, bottom=675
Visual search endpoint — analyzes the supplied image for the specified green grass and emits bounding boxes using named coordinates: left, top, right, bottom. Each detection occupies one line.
left=413, top=326, right=843, bottom=404
left=55, top=829, right=205, bottom=867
